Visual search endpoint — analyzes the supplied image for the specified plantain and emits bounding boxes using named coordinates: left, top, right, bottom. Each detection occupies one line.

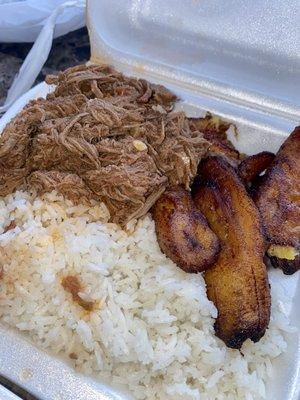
left=189, top=114, right=240, bottom=164
left=193, top=156, right=271, bottom=348
left=238, top=151, right=275, bottom=187
left=253, top=127, right=300, bottom=275
left=267, top=247, right=300, bottom=275
left=152, top=186, right=220, bottom=273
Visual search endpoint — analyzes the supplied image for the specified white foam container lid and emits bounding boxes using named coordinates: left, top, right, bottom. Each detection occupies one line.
left=0, top=1, right=299, bottom=399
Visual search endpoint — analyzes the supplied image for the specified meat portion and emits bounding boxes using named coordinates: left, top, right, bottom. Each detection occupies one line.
left=85, top=155, right=167, bottom=224
left=61, top=275, right=94, bottom=311
left=193, top=156, right=271, bottom=348
left=253, top=127, right=300, bottom=274
left=28, top=171, right=96, bottom=203
left=0, top=168, right=27, bottom=197
left=238, top=151, right=275, bottom=187
left=152, top=186, right=220, bottom=273
left=0, top=64, right=209, bottom=226
left=3, top=221, right=16, bottom=233
left=46, top=65, right=177, bottom=109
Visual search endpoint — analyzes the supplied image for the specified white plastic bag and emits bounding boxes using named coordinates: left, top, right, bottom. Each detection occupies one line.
left=0, top=0, right=86, bottom=113
left=0, top=0, right=85, bottom=42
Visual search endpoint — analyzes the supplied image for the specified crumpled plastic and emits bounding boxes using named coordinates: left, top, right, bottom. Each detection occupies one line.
left=0, top=0, right=86, bottom=114
left=0, top=0, right=85, bottom=42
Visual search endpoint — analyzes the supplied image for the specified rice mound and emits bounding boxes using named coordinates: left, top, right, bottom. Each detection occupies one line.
left=0, top=191, right=292, bottom=399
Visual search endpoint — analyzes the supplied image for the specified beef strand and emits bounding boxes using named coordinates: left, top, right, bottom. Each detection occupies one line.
left=0, top=64, right=210, bottom=225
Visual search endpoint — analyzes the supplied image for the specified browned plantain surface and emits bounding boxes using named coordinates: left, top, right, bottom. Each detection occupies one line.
left=152, top=186, right=220, bottom=273
left=268, top=255, right=300, bottom=275
left=189, top=113, right=240, bottom=164
left=253, top=127, right=300, bottom=274
left=238, top=151, right=275, bottom=186
left=193, top=156, right=271, bottom=348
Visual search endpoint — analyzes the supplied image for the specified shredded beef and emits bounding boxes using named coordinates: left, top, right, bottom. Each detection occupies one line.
left=61, top=275, right=94, bottom=311
left=3, top=221, right=16, bottom=233
left=0, top=64, right=211, bottom=225
left=27, top=171, right=96, bottom=204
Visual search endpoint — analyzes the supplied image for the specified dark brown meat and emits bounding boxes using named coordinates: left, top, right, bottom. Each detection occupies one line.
left=45, top=64, right=178, bottom=109
left=0, top=64, right=209, bottom=226
left=152, top=186, right=220, bottom=273
left=253, top=127, right=300, bottom=274
left=61, top=275, right=94, bottom=311
left=193, top=156, right=271, bottom=348
left=3, top=221, right=16, bottom=233
left=84, top=155, right=168, bottom=225
left=0, top=168, right=28, bottom=197
left=27, top=171, right=96, bottom=204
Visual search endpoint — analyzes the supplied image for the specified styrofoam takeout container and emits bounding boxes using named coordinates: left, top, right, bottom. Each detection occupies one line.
left=0, top=0, right=299, bottom=399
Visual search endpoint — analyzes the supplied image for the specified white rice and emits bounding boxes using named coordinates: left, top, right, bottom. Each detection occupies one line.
left=0, top=190, right=293, bottom=399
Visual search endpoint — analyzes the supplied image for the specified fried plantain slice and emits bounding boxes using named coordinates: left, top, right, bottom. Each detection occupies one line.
left=193, top=156, right=271, bottom=348
left=268, top=252, right=300, bottom=275
left=152, top=186, right=220, bottom=273
left=189, top=113, right=240, bottom=164
left=238, top=151, right=275, bottom=186
left=253, top=127, right=300, bottom=274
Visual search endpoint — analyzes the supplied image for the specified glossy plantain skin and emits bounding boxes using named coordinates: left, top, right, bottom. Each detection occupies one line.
left=253, top=127, right=300, bottom=274
left=238, top=151, right=275, bottom=186
left=152, top=186, right=220, bottom=273
left=193, top=156, right=271, bottom=349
